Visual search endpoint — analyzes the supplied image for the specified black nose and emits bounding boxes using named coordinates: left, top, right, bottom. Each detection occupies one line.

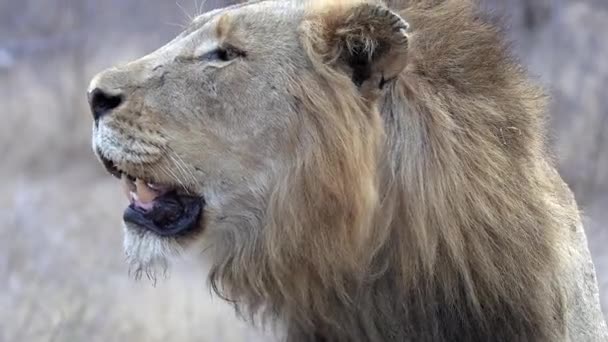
left=88, top=88, right=123, bottom=121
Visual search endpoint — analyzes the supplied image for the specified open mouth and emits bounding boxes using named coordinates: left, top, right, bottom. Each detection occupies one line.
left=99, top=154, right=204, bottom=237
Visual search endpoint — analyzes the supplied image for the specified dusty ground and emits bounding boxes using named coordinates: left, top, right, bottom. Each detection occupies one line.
left=1, top=1, right=606, bottom=341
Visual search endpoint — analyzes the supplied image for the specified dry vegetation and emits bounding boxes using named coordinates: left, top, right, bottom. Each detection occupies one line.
left=0, top=0, right=606, bottom=341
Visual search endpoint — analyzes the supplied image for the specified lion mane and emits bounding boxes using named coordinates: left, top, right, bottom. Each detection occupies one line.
left=204, top=1, right=585, bottom=341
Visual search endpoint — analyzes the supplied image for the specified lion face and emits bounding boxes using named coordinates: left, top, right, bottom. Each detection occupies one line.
left=88, top=0, right=409, bottom=277
left=90, top=2, right=307, bottom=273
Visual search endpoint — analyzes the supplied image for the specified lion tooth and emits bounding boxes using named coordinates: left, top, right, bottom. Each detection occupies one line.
left=147, top=182, right=161, bottom=190
left=135, top=178, right=159, bottom=203
left=121, top=174, right=136, bottom=202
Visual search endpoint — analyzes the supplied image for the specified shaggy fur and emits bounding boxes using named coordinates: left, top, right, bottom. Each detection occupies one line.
left=88, top=0, right=606, bottom=341
left=214, top=2, right=568, bottom=341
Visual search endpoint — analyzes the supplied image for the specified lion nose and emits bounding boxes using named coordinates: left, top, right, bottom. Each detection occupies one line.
left=88, top=87, right=123, bottom=121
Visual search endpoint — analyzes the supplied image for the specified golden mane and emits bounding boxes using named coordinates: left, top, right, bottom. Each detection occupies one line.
left=207, top=1, right=578, bottom=340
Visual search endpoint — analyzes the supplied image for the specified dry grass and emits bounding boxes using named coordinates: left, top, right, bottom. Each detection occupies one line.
left=0, top=0, right=606, bottom=341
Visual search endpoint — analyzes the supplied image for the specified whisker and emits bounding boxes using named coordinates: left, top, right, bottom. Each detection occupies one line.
left=164, top=22, right=187, bottom=29
left=158, top=145, right=189, bottom=185
left=176, top=1, right=193, bottom=22
left=157, top=134, right=199, bottom=186
left=151, top=167, right=167, bottom=186
left=169, top=153, right=192, bottom=186
left=159, top=163, right=188, bottom=191
left=171, top=150, right=198, bottom=185
left=196, top=0, right=208, bottom=17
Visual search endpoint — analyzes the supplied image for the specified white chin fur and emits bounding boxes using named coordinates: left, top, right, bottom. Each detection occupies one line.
left=123, top=223, right=184, bottom=283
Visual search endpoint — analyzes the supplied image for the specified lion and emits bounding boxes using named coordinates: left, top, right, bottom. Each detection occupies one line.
left=87, top=0, right=608, bottom=340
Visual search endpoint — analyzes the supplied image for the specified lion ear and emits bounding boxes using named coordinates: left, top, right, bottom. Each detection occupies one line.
left=316, top=2, right=410, bottom=97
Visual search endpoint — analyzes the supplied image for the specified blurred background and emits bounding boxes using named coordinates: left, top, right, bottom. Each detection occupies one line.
left=0, top=0, right=606, bottom=341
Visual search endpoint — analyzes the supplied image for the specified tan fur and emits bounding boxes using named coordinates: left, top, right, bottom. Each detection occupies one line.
left=89, top=1, right=606, bottom=341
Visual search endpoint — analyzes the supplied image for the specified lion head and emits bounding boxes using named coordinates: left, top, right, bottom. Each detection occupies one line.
left=88, top=0, right=581, bottom=340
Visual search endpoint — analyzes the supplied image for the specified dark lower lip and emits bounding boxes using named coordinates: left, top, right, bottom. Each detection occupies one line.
left=123, top=192, right=204, bottom=237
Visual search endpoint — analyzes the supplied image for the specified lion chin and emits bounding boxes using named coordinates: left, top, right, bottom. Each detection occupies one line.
left=122, top=224, right=174, bottom=281
left=86, top=0, right=608, bottom=341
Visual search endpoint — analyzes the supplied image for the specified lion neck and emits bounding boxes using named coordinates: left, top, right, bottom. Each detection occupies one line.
left=209, top=81, right=563, bottom=341
left=283, top=82, right=564, bottom=341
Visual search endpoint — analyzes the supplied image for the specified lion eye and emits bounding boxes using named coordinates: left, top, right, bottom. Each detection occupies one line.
left=200, top=46, right=244, bottom=62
